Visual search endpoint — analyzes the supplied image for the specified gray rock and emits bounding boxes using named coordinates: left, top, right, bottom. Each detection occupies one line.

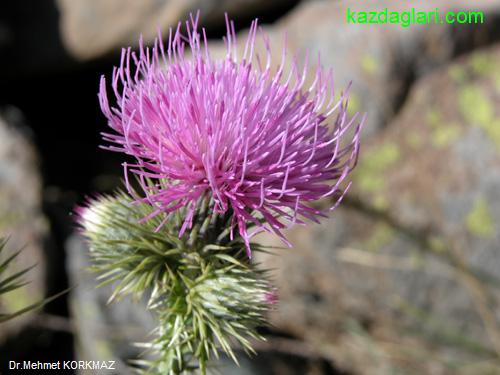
left=0, top=108, right=47, bottom=341
left=276, top=0, right=500, bottom=136
left=256, top=44, right=500, bottom=375
left=56, top=0, right=297, bottom=61
left=66, top=234, right=155, bottom=374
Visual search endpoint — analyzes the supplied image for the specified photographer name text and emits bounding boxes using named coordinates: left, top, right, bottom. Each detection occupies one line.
left=9, top=360, right=116, bottom=371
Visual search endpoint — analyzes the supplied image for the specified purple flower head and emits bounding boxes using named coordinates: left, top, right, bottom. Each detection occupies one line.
left=99, top=13, right=364, bottom=257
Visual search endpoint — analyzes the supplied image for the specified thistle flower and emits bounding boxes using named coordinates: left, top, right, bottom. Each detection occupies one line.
left=99, top=13, right=363, bottom=257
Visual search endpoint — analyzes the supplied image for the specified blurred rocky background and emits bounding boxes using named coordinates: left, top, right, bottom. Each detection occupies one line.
left=1, top=0, right=500, bottom=374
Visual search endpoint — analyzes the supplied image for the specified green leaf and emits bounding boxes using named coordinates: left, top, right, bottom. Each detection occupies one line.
left=0, top=288, right=70, bottom=324
left=0, top=237, right=67, bottom=323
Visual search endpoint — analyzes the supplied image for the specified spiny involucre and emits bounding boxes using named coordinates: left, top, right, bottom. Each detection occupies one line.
left=76, top=193, right=276, bottom=373
left=99, top=13, right=364, bottom=257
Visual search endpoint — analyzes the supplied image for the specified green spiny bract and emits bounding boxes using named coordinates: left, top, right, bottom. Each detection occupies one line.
left=79, top=192, right=274, bottom=374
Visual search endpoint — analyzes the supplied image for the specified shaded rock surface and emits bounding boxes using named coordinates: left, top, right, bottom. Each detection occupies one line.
left=272, top=0, right=500, bottom=136
left=256, top=43, right=500, bottom=375
left=56, top=0, right=300, bottom=61
left=66, top=235, right=154, bottom=374
left=0, top=109, right=47, bottom=341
